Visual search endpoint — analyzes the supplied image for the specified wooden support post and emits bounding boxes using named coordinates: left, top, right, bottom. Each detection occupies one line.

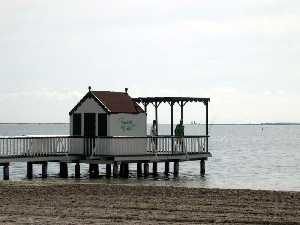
left=120, top=162, right=129, bottom=178
left=180, top=101, right=184, bottom=122
left=165, top=161, right=169, bottom=176
left=89, top=164, right=99, bottom=178
left=143, top=103, right=148, bottom=113
left=113, top=162, right=118, bottom=178
left=205, top=101, right=209, bottom=152
left=3, top=163, right=9, bottom=180
left=27, top=162, right=33, bottom=179
left=59, top=162, right=68, bottom=178
left=42, top=162, right=48, bottom=179
left=171, top=102, right=174, bottom=153
left=171, top=102, right=174, bottom=136
left=106, top=164, right=111, bottom=178
left=200, top=159, right=206, bottom=177
left=153, top=162, right=158, bottom=176
left=137, top=162, right=142, bottom=177
left=155, top=102, right=159, bottom=135
left=174, top=161, right=179, bottom=177
left=144, top=162, right=149, bottom=177
left=124, top=163, right=129, bottom=178
left=75, top=162, right=80, bottom=178
left=120, top=162, right=124, bottom=177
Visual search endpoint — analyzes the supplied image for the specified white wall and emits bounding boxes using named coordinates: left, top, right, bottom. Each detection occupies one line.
left=108, top=113, right=147, bottom=136
left=70, top=97, right=147, bottom=138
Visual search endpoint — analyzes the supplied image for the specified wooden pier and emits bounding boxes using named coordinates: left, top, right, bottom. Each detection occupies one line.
left=0, top=135, right=211, bottom=180
left=0, top=90, right=212, bottom=180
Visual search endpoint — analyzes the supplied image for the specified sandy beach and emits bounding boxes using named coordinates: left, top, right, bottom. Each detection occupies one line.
left=0, top=182, right=299, bottom=225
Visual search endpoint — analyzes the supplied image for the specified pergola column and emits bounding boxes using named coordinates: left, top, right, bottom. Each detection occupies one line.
left=143, top=103, right=149, bottom=113
left=205, top=101, right=209, bottom=152
left=170, top=102, right=174, bottom=153
left=170, top=102, right=174, bottom=136
left=154, top=102, right=159, bottom=135
left=180, top=101, right=184, bottom=122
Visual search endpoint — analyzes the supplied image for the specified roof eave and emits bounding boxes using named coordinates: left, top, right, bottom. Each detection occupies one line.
left=69, top=91, right=111, bottom=115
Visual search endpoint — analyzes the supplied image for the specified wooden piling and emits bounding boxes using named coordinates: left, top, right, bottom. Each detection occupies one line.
left=174, top=161, right=179, bottom=177
left=120, top=162, right=129, bottom=178
left=124, top=163, right=129, bottom=178
left=153, top=162, right=158, bottom=176
left=113, top=162, right=118, bottom=178
left=42, top=162, right=48, bottom=179
left=59, top=162, right=68, bottom=178
left=27, top=162, right=33, bottom=179
left=200, top=159, right=206, bottom=176
left=75, top=162, right=80, bottom=178
left=3, top=163, right=9, bottom=180
left=144, top=162, right=149, bottom=177
left=137, top=162, right=142, bottom=177
left=89, top=164, right=99, bottom=178
left=165, top=161, right=169, bottom=176
left=106, top=164, right=111, bottom=178
left=120, top=162, right=125, bottom=177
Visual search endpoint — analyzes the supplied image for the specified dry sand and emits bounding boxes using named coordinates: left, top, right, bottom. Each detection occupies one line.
left=0, top=182, right=299, bottom=225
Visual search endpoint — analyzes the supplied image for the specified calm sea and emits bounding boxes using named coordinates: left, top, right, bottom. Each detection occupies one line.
left=0, top=123, right=299, bottom=192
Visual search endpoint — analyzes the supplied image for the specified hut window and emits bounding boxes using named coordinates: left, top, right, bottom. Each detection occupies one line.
left=73, top=113, right=82, bottom=136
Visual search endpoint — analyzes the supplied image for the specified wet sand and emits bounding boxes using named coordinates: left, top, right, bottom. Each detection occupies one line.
left=0, top=182, right=299, bottom=225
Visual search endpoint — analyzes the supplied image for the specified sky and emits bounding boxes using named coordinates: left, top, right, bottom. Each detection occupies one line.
left=0, top=0, right=300, bottom=123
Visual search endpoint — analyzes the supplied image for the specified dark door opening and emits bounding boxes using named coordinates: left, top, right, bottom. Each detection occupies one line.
left=84, top=113, right=96, bottom=137
left=98, top=114, right=107, bottom=136
left=73, top=113, right=81, bottom=136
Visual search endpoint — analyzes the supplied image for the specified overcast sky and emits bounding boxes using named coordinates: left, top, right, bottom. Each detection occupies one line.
left=0, top=0, right=299, bottom=123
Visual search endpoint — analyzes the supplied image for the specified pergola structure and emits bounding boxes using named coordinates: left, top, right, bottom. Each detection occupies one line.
left=133, top=97, right=210, bottom=151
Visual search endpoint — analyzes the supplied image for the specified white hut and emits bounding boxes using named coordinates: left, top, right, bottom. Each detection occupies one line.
left=69, top=88, right=146, bottom=138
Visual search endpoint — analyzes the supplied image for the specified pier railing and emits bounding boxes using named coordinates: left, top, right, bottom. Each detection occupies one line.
left=0, top=135, right=208, bottom=159
left=146, top=136, right=207, bottom=154
left=0, top=136, right=81, bottom=158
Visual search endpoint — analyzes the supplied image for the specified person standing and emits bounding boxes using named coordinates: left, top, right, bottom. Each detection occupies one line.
left=175, top=120, right=184, bottom=151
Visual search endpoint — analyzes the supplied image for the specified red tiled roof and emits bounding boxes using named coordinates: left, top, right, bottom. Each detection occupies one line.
left=92, top=91, right=144, bottom=114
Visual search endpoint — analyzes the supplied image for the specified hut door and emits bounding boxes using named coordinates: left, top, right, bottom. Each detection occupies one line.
left=98, top=114, right=107, bottom=136
left=84, top=113, right=96, bottom=156
left=84, top=113, right=96, bottom=137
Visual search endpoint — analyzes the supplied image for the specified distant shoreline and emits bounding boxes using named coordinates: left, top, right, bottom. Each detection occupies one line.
left=1, top=123, right=300, bottom=126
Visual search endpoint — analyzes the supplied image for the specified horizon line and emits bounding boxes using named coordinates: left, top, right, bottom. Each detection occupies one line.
left=1, top=122, right=300, bottom=125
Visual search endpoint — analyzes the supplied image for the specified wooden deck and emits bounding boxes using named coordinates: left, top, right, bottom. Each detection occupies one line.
left=0, top=135, right=211, bottom=162
left=0, top=135, right=211, bottom=179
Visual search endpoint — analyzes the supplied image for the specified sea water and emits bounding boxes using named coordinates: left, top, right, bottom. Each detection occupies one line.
left=0, top=123, right=299, bottom=192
